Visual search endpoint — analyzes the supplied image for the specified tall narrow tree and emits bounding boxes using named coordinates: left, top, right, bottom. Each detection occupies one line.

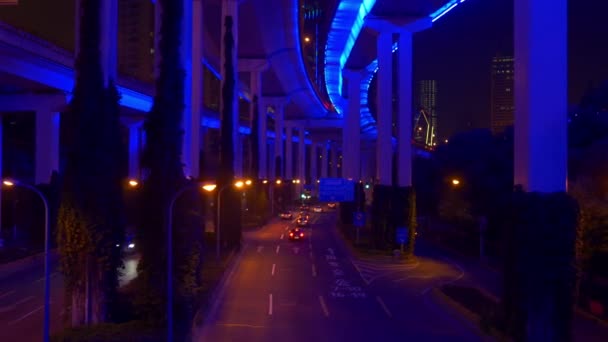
left=136, top=0, right=204, bottom=333
left=57, top=0, right=124, bottom=326
left=218, top=15, right=242, bottom=249
left=250, top=96, right=260, bottom=179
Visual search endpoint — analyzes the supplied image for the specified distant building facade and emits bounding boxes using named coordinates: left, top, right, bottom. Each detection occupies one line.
left=118, top=0, right=155, bottom=83
left=415, top=80, right=438, bottom=147
left=491, top=56, right=515, bottom=134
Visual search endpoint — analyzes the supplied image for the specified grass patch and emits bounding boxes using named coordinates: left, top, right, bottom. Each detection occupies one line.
left=440, top=284, right=510, bottom=340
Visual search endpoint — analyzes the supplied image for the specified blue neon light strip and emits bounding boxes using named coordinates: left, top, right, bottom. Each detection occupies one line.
left=430, top=0, right=466, bottom=23
left=324, top=0, right=376, bottom=116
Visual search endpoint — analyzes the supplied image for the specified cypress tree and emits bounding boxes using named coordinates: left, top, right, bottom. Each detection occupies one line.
left=57, top=0, right=124, bottom=325
left=136, top=0, right=204, bottom=334
left=219, top=15, right=242, bottom=249
left=250, top=96, right=260, bottom=179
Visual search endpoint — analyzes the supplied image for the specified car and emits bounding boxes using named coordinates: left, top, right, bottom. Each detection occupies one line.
left=327, top=202, right=337, bottom=209
left=298, top=212, right=310, bottom=220
left=288, top=227, right=305, bottom=241
left=312, top=206, right=323, bottom=213
left=279, top=211, right=293, bottom=220
left=296, top=216, right=309, bottom=226
left=116, top=232, right=137, bottom=255
left=299, top=205, right=310, bottom=212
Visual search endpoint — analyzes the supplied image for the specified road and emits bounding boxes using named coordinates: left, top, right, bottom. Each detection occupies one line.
left=197, top=211, right=488, bottom=342
left=0, top=253, right=139, bottom=341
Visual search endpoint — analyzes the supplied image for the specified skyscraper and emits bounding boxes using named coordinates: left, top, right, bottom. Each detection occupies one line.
left=414, top=80, right=438, bottom=147
left=490, top=56, right=515, bottom=134
left=118, top=0, right=155, bottom=83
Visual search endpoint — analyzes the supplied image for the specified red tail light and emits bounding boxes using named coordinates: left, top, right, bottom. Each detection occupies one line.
left=300, top=233, right=304, bottom=237
left=289, top=233, right=293, bottom=236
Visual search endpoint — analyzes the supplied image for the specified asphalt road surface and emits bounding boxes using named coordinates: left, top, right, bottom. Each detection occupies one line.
left=0, top=253, right=139, bottom=341
left=197, top=211, right=488, bottom=342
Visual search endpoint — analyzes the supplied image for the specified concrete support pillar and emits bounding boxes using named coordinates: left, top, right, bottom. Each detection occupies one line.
left=321, top=142, right=328, bottom=178
left=100, top=0, right=118, bottom=86
left=221, top=0, right=240, bottom=176
left=181, top=0, right=203, bottom=179
left=273, top=103, right=284, bottom=179
left=127, top=122, right=143, bottom=181
left=235, top=134, right=244, bottom=178
left=397, top=30, right=413, bottom=187
left=376, top=31, right=393, bottom=185
left=330, top=144, right=338, bottom=178
left=310, top=142, right=318, bottom=184
left=298, top=127, right=306, bottom=182
left=343, top=69, right=362, bottom=181
left=285, top=126, right=293, bottom=179
left=514, top=0, right=567, bottom=192
left=35, top=111, right=60, bottom=184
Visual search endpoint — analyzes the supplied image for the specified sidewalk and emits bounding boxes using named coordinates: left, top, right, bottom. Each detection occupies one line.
left=419, top=238, right=608, bottom=341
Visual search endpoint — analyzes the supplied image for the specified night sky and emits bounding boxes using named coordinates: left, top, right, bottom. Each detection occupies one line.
left=413, top=0, right=608, bottom=140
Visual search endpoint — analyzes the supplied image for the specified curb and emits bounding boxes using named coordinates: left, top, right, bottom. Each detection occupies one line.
left=0, top=249, right=58, bottom=281
left=191, top=244, right=246, bottom=340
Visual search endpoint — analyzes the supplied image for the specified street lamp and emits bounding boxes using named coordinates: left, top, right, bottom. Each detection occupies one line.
left=202, top=180, right=251, bottom=262
left=451, top=178, right=461, bottom=186
left=128, top=179, right=139, bottom=188
left=166, top=182, right=209, bottom=342
left=3, top=179, right=50, bottom=342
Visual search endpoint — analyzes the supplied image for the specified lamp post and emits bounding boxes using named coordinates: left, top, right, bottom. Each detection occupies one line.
left=3, top=179, right=50, bottom=342
left=202, top=180, right=250, bottom=262
left=166, top=182, right=206, bottom=342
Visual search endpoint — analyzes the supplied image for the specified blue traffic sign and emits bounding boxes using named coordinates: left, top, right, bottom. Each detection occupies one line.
left=353, top=212, right=365, bottom=227
left=396, top=227, right=408, bottom=244
left=319, top=178, right=355, bottom=202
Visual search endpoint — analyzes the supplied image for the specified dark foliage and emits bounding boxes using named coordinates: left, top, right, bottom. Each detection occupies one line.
left=136, top=0, right=204, bottom=336
left=218, top=15, right=242, bottom=250
left=57, top=0, right=125, bottom=325
left=250, top=96, right=260, bottom=179
left=503, top=190, right=578, bottom=341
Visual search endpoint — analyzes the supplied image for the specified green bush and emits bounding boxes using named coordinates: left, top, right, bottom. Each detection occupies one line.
left=51, top=321, right=162, bottom=342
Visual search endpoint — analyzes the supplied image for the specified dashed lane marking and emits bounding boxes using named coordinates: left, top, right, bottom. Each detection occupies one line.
left=319, top=296, right=329, bottom=317
left=376, top=296, right=392, bottom=318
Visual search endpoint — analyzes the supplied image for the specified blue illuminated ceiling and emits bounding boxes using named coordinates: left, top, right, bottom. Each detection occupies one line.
left=324, top=0, right=468, bottom=135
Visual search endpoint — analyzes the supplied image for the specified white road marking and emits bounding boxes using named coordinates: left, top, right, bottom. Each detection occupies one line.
left=312, top=264, right=317, bottom=277
left=280, top=234, right=284, bottom=240
left=271, top=264, right=276, bottom=276
left=319, top=296, right=329, bottom=317
left=8, top=305, right=44, bottom=325
left=309, top=251, right=313, bottom=259
left=376, top=296, right=392, bottom=318
left=217, top=323, right=265, bottom=329
left=268, top=294, right=273, bottom=315
left=0, top=290, right=15, bottom=299
left=276, top=245, right=280, bottom=254
left=14, top=296, right=34, bottom=306
left=34, top=272, right=59, bottom=283
left=421, top=258, right=465, bottom=295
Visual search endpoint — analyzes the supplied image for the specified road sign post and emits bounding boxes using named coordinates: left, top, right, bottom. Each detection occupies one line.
left=353, top=212, right=365, bottom=244
left=396, top=227, right=408, bottom=253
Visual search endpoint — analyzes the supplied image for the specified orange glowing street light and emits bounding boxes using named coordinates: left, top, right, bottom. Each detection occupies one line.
left=451, top=179, right=461, bottom=186
left=128, top=179, right=139, bottom=187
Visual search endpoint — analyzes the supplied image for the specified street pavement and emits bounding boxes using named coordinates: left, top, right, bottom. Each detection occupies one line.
left=197, top=210, right=488, bottom=342
left=0, top=253, right=139, bottom=341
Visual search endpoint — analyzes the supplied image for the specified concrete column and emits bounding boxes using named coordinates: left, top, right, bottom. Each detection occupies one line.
left=221, top=0, right=240, bottom=176
left=273, top=103, right=284, bottom=179
left=321, top=142, right=328, bottom=178
left=298, top=127, right=306, bottom=182
left=285, top=126, right=293, bottom=179
left=376, top=31, right=393, bottom=185
left=100, top=0, right=118, bottom=86
left=35, top=111, right=60, bottom=184
left=181, top=0, right=203, bottom=179
left=397, top=30, right=413, bottom=187
left=310, top=142, right=318, bottom=184
left=235, top=134, right=244, bottom=178
left=127, top=122, right=143, bottom=181
left=0, top=119, right=2, bottom=238
left=330, top=144, right=338, bottom=178
left=343, top=69, right=362, bottom=180
left=253, top=74, right=267, bottom=179
left=514, top=0, right=567, bottom=192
